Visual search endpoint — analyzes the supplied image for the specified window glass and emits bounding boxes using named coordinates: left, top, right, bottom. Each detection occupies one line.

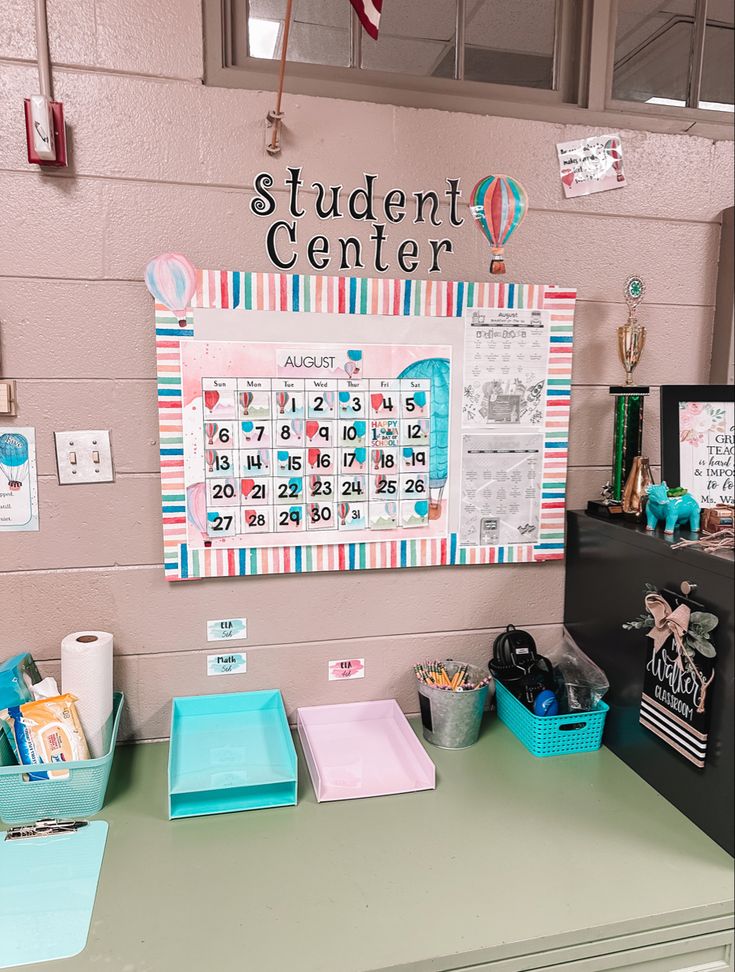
left=248, top=0, right=350, bottom=68
left=700, top=3, right=734, bottom=111
left=361, top=0, right=455, bottom=76
left=612, top=0, right=696, bottom=107
left=456, top=0, right=556, bottom=88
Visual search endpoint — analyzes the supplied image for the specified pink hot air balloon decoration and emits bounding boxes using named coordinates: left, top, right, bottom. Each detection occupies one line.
left=205, top=450, right=216, bottom=473
left=205, top=423, right=217, bottom=445
left=240, top=391, right=254, bottom=415
left=186, top=482, right=211, bottom=547
left=144, top=253, right=197, bottom=327
left=338, top=502, right=350, bottom=526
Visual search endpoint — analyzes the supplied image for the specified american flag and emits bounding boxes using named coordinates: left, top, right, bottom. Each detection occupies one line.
left=350, top=0, right=383, bottom=39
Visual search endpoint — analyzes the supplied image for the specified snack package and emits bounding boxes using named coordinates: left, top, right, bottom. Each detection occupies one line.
left=0, top=653, right=42, bottom=710
left=0, top=694, right=90, bottom=781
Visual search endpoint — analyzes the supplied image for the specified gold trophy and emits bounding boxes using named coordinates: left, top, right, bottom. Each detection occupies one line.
left=588, top=276, right=650, bottom=518
left=618, top=276, right=647, bottom=385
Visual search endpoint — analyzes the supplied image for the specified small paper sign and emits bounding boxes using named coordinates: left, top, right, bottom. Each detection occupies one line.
left=328, top=658, right=365, bottom=681
left=207, top=618, right=247, bottom=642
left=0, top=426, right=39, bottom=532
left=207, top=652, right=247, bottom=676
left=556, top=133, right=626, bottom=198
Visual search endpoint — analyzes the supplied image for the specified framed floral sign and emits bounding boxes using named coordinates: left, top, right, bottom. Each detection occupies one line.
left=661, top=385, right=734, bottom=508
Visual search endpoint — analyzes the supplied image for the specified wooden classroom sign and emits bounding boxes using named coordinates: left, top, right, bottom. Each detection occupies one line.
left=145, top=256, right=575, bottom=581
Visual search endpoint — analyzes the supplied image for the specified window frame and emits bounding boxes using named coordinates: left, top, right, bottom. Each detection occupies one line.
left=203, top=0, right=733, bottom=140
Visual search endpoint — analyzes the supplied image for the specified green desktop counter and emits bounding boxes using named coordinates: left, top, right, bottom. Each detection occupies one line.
left=13, top=719, right=734, bottom=972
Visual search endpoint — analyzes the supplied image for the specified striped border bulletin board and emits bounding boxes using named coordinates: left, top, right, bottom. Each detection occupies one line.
left=154, top=270, right=575, bottom=581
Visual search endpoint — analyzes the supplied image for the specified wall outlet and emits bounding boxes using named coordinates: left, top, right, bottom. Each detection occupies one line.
left=55, top=430, right=114, bottom=484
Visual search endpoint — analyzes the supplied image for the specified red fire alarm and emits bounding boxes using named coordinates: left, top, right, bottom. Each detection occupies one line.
left=24, top=96, right=67, bottom=167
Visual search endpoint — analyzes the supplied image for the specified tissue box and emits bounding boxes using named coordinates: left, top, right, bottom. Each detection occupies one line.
left=0, top=654, right=41, bottom=711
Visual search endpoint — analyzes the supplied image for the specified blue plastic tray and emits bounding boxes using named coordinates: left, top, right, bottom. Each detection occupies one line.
left=168, top=690, right=297, bottom=819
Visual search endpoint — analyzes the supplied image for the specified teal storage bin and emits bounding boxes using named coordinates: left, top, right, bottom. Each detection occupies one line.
left=168, top=690, right=297, bottom=819
left=495, top=680, right=607, bottom=757
left=0, top=693, right=124, bottom=824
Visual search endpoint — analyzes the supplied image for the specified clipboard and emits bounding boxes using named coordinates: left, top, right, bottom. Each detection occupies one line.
left=0, top=821, right=107, bottom=969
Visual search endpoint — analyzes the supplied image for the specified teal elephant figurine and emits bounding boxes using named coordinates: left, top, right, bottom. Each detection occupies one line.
left=645, top=482, right=700, bottom=534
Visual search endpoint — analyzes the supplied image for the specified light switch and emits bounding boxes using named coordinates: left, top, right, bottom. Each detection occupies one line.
left=55, top=431, right=114, bottom=484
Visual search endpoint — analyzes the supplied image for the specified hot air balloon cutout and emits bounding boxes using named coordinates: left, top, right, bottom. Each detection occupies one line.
left=398, top=358, right=450, bottom=520
left=145, top=253, right=196, bottom=328
left=186, top=482, right=212, bottom=547
left=469, top=175, right=528, bottom=275
left=0, top=432, right=30, bottom=493
left=343, top=350, right=362, bottom=376
left=605, top=137, right=625, bottom=182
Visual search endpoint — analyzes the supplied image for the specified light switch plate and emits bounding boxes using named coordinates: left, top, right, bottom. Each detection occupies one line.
left=55, top=430, right=114, bottom=484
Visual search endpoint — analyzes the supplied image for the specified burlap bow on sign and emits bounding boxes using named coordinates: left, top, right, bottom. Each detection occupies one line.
left=644, top=593, right=713, bottom=713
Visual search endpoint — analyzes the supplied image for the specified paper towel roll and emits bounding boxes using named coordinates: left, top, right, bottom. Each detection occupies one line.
left=61, top=631, right=114, bottom=758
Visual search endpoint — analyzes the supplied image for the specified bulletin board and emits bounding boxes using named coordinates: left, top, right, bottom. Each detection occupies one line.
left=152, top=267, right=575, bottom=581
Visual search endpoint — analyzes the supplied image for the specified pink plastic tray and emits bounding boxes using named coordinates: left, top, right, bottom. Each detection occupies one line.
left=297, top=700, right=436, bottom=802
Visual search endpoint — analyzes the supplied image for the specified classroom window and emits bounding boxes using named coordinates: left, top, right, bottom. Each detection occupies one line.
left=612, top=0, right=734, bottom=112
left=204, top=0, right=734, bottom=136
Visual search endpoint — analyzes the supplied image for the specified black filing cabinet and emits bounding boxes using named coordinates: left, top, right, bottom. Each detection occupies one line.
left=564, top=511, right=734, bottom=855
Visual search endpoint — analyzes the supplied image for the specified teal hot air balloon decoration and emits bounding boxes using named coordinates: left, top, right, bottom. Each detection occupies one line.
left=0, top=432, right=30, bottom=493
left=469, top=175, right=529, bottom=275
left=398, top=358, right=450, bottom=520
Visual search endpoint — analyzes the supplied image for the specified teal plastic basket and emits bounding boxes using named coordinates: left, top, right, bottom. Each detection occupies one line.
left=0, top=693, right=124, bottom=824
left=495, top=680, right=607, bottom=757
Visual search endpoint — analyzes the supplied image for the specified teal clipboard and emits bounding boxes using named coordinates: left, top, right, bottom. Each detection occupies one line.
left=0, top=822, right=107, bottom=969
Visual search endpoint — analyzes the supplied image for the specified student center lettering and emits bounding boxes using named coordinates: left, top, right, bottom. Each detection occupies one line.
left=251, top=168, right=465, bottom=274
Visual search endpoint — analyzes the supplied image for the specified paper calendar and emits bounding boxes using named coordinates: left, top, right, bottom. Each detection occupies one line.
left=150, top=266, right=575, bottom=581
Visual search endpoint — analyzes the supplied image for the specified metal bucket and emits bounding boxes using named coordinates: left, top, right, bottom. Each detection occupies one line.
left=417, top=661, right=493, bottom=749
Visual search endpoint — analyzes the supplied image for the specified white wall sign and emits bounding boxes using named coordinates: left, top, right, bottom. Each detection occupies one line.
left=0, top=427, right=39, bottom=532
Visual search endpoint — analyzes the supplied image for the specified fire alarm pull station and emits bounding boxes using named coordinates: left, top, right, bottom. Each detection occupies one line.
left=24, top=96, right=67, bottom=167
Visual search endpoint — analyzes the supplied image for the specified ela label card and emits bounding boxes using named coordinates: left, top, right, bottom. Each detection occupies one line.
left=207, top=618, right=247, bottom=641
left=207, top=652, right=247, bottom=676
left=0, top=427, right=39, bottom=532
left=328, top=658, right=365, bottom=680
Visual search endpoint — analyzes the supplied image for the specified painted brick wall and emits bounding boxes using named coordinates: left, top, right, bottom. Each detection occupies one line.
left=0, top=0, right=732, bottom=740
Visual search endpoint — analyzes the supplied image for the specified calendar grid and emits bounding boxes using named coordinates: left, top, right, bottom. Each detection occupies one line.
left=200, top=375, right=433, bottom=546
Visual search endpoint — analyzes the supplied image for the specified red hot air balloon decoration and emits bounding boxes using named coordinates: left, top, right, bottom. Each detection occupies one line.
left=469, top=175, right=529, bottom=275
left=605, top=137, right=625, bottom=183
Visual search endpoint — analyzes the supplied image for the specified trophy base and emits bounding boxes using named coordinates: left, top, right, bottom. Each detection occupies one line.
left=587, top=500, right=624, bottom=519
left=609, top=385, right=650, bottom=397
